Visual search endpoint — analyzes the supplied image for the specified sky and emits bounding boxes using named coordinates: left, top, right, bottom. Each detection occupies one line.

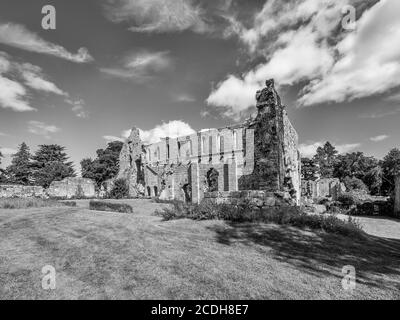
left=1, top=0, right=400, bottom=173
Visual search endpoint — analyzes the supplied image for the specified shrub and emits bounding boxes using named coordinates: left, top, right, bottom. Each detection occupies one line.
left=337, top=193, right=360, bottom=208
left=154, top=200, right=364, bottom=238
left=89, top=200, right=133, bottom=213
left=109, top=179, right=129, bottom=199
left=343, top=176, right=369, bottom=192
left=62, top=201, right=77, bottom=207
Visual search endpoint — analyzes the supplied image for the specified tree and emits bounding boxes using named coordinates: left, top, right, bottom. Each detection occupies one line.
left=301, top=157, right=319, bottom=181
left=81, top=141, right=123, bottom=187
left=6, top=142, right=32, bottom=185
left=109, top=178, right=129, bottom=199
left=333, top=152, right=381, bottom=194
left=343, top=176, right=368, bottom=192
left=364, top=166, right=383, bottom=195
left=381, top=148, right=400, bottom=195
left=31, top=144, right=75, bottom=188
left=313, top=142, right=338, bottom=178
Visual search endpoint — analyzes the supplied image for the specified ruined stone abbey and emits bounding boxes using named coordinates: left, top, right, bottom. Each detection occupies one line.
left=116, top=79, right=301, bottom=206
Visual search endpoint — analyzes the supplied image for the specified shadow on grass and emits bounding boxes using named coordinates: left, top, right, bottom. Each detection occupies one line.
left=207, top=222, right=400, bottom=290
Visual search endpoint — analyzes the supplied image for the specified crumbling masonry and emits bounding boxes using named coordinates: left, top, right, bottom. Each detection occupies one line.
left=116, top=79, right=301, bottom=206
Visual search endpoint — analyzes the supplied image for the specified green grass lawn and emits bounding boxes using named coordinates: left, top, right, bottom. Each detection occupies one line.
left=0, top=199, right=399, bottom=299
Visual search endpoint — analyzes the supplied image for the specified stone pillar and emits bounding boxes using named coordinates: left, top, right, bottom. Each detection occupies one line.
left=229, top=159, right=238, bottom=191
left=395, top=175, right=400, bottom=217
left=191, top=162, right=200, bottom=204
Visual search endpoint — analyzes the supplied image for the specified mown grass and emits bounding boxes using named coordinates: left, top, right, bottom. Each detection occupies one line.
left=0, top=198, right=76, bottom=209
left=0, top=200, right=399, bottom=299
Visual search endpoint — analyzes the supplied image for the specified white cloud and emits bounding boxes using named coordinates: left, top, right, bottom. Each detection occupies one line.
left=0, top=23, right=93, bottom=63
left=0, top=75, right=34, bottom=112
left=300, top=0, right=400, bottom=106
left=17, top=63, right=67, bottom=96
left=299, top=142, right=324, bottom=158
left=299, top=141, right=361, bottom=157
left=104, top=0, right=208, bottom=34
left=336, top=143, right=362, bottom=154
left=100, top=51, right=172, bottom=82
left=0, top=147, right=16, bottom=156
left=103, top=135, right=124, bottom=143
left=174, top=93, right=196, bottom=103
left=139, top=120, right=196, bottom=144
left=209, top=0, right=400, bottom=117
left=370, top=135, right=389, bottom=142
left=207, top=75, right=259, bottom=118
left=110, top=120, right=196, bottom=145
left=65, top=98, right=89, bottom=118
left=386, top=92, right=400, bottom=102
left=28, top=121, right=60, bottom=138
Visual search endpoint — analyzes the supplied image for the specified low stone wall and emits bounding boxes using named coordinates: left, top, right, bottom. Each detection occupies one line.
left=302, top=178, right=345, bottom=201
left=204, top=190, right=295, bottom=208
left=47, top=178, right=96, bottom=199
left=395, top=175, right=400, bottom=217
left=0, top=185, right=46, bottom=198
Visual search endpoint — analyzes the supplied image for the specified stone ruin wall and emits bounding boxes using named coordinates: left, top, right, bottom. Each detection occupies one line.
left=301, top=178, right=345, bottom=201
left=116, top=79, right=301, bottom=206
left=47, top=177, right=96, bottom=199
left=0, top=185, right=46, bottom=198
left=0, top=177, right=97, bottom=199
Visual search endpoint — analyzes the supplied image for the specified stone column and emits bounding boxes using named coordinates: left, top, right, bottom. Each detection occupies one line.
left=229, top=159, right=238, bottom=191
left=190, top=162, right=200, bottom=204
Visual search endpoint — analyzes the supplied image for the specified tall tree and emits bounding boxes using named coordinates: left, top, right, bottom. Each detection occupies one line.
left=31, top=144, right=75, bottom=188
left=6, top=142, right=32, bottom=185
left=301, top=157, right=319, bottom=181
left=381, top=148, right=400, bottom=195
left=313, top=142, right=338, bottom=178
left=81, top=141, right=123, bottom=187
left=334, top=152, right=378, bottom=180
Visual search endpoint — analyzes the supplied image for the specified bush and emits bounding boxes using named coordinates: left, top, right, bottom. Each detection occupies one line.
left=89, top=200, right=133, bottom=213
left=343, top=176, right=369, bottom=192
left=154, top=200, right=364, bottom=238
left=109, top=179, right=129, bottom=199
left=337, top=193, right=360, bottom=208
left=62, top=201, right=77, bottom=207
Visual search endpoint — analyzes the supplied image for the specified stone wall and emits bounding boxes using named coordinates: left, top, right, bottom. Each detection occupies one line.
left=0, top=185, right=45, bottom=198
left=238, top=79, right=301, bottom=204
left=204, top=190, right=295, bottom=208
left=302, top=178, right=345, bottom=200
left=395, top=175, right=400, bottom=217
left=117, top=78, right=301, bottom=205
left=47, top=177, right=96, bottom=199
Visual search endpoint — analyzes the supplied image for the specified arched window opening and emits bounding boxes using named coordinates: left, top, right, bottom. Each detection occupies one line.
left=206, top=168, right=219, bottom=192
left=233, top=131, right=237, bottom=150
